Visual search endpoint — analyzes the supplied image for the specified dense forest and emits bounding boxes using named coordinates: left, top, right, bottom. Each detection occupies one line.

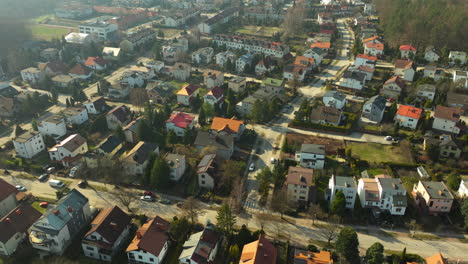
left=374, top=0, right=468, bottom=51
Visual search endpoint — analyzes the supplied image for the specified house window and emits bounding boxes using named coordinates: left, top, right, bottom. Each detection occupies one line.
left=86, top=246, right=94, bottom=251
left=396, top=208, right=402, bottom=212
left=201, top=181, right=206, bottom=185
left=128, top=253, right=134, bottom=259
left=138, top=255, right=143, bottom=259
left=150, top=258, right=154, bottom=262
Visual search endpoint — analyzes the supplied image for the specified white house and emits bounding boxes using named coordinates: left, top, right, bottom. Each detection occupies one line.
left=82, top=206, right=131, bottom=262
left=79, top=21, right=118, bottom=40
left=0, top=179, right=19, bottom=218
left=13, top=131, right=45, bottom=159
left=197, top=154, right=218, bottom=190
left=166, top=112, right=195, bottom=137
left=394, top=105, right=423, bottom=130
left=84, top=97, right=107, bottom=114
left=48, top=134, right=88, bottom=166
left=203, top=71, right=224, bottom=89
left=328, top=175, right=357, bottom=209
left=394, top=59, right=415, bottom=82
left=453, top=71, right=468, bottom=88
left=399, top=45, right=417, bottom=59
left=424, top=47, right=440, bottom=62
left=0, top=203, right=41, bottom=256
left=416, top=84, right=436, bottom=102
left=126, top=216, right=170, bottom=264
left=355, top=54, right=377, bottom=68
left=172, top=63, right=191, bottom=81
left=339, top=70, right=366, bottom=90
left=191, top=47, right=214, bottom=65
left=106, top=105, right=132, bottom=131
left=381, top=76, right=406, bottom=100
left=457, top=179, right=468, bottom=198
left=364, top=42, right=384, bottom=57
left=284, top=167, right=315, bottom=204
left=165, top=153, right=186, bottom=182
left=21, top=67, right=45, bottom=84
left=236, top=53, right=254, bottom=72
left=449, top=51, right=467, bottom=65
left=432, top=105, right=462, bottom=134
left=228, top=77, right=246, bottom=93
left=203, top=86, right=224, bottom=106
left=84, top=56, right=110, bottom=71
left=38, top=115, right=67, bottom=138
left=121, top=141, right=159, bottom=176
left=63, top=107, right=89, bottom=125
left=357, top=176, right=407, bottom=215
left=304, top=47, right=325, bottom=65
left=362, top=95, right=386, bottom=123
left=120, top=71, right=145, bottom=87
left=29, top=189, right=92, bottom=255
left=323, top=90, right=346, bottom=109
left=178, top=228, right=221, bottom=264
left=215, top=51, right=236, bottom=66
left=176, top=84, right=199, bottom=106
left=68, top=64, right=94, bottom=80
left=295, top=144, right=325, bottom=169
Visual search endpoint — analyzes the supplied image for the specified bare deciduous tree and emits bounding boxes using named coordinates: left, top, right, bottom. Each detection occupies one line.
left=111, top=188, right=137, bottom=213
left=318, top=216, right=341, bottom=245
left=229, top=177, right=245, bottom=214
left=308, top=203, right=325, bottom=226
left=181, top=196, right=203, bottom=224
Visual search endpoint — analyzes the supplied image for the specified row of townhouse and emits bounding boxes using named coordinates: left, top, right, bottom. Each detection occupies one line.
left=213, top=34, right=290, bottom=58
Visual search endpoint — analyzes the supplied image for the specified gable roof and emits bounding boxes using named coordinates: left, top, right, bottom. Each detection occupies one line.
left=425, top=253, right=447, bottom=264
left=194, top=131, right=234, bottom=151
left=365, top=95, right=386, bottom=111
left=397, top=105, right=423, bottom=119
left=166, top=112, right=194, bottom=129
left=126, top=216, right=170, bottom=256
left=293, top=249, right=334, bottom=264
left=49, top=134, right=86, bottom=153
left=310, top=42, right=331, bottom=49
left=0, top=204, right=42, bottom=243
left=434, top=105, right=462, bottom=122
left=211, top=117, right=244, bottom=134
left=206, top=86, right=224, bottom=100
left=240, top=236, right=277, bottom=264
left=357, top=54, right=377, bottom=61
left=294, top=56, right=315, bottom=67
left=0, top=179, right=18, bottom=202
left=384, top=76, right=406, bottom=89
left=107, top=105, right=131, bottom=123
left=39, top=61, right=68, bottom=74
left=285, top=167, right=314, bottom=186
left=69, top=64, right=93, bottom=76
left=180, top=228, right=221, bottom=263
left=84, top=206, right=131, bottom=247
left=394, top=59, right=414, bottom=70
left=85, top=56, right=110, bottom=67
left=197, top=154, right=216, bottom=174
left=399, top=45, right=416, bottom=51
left=177, top=84, right=199, bottom=96
left=121, top=141, right=158, bottom=164
left=365, top=42, right=383, bottom=50
left=98, top=135, right=122, bottom=153
left=310, top=106, right=342, bottom=124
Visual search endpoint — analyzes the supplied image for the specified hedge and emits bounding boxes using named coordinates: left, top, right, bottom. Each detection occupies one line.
left=290, top=112, right=357, bottom=134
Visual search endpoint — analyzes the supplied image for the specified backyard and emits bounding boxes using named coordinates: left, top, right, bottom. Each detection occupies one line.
left=235, top=26, right=281, bottom=37
left=154, top=27, right=183, bottom=38
left=28, top=24, right=76, bottom=40
left=346, top=141, right=414, bottom=164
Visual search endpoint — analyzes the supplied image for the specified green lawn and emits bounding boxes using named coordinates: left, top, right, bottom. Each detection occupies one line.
left=235, top=26, right=281, bottom=37
left=28, top=24, right=75, bottom=40
left=31, top=201, right=47, bottom=214
left=347, top=141, right=414, bottom=164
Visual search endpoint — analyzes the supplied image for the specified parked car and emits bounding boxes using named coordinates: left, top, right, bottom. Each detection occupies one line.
left=78, top=181, right=87, bottom=188
left=16, top=185, right=26, bottom=192
left=270, top=157, right=276, bottom=164
left=46, top=167, right=55, bottom=174
left=140, top=195, right=155, bottom=202
left=249, top=162, right=255, bottom=171
left=38, top=174, right=49, bottom=182
left=384, top=136, right=393, bottom=141
left=144, top=191, right=156, bottom=197
left=39, top=202, right=49, bottom=208
left=48, top=179, right=65, bottom=188
left=69, top=166, right=80, bottom=178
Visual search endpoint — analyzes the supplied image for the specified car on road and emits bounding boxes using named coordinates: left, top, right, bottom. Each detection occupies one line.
left=46, top=167, right=55, bottom=174
left=249, top=163, right=255, bottom=171
left=78, top=181, right=88, bottom=188
left=48, top=179, right=65, bottom=188
left=16, top=185, right=26, bottom=192
left=69, top=167, right=78, bottom=178
left=384, top=136, right=393, bottom=141
left=38, top=174, right=49, bottom=182
left=158, top=198, right=172, bottom=205
left=140, top=195, right=155, bottom=202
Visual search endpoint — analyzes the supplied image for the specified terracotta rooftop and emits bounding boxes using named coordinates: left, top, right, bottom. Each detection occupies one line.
left=365, top=42, right=384, bottom=50
left=126, top=216, right=170, bottom=256
left=285, top=167, right=314, bottom=186
left=210, top=117, right=244, bottom=133
left=397, top=105, right=423, bottom=119
left=293, top=249, right=334, bottom=264
left=240, top=236, right=277, bottom=264
left=434, top=105, right=462, bottom=122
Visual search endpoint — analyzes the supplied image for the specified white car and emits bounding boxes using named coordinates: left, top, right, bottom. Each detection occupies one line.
left=384, top=136, right=393, bottom=141
left=16, top=185, right=26, bottom=192
left=249, top=163, right=255, bottom=171
left=270, top=158, right=276, bottom=164
left=69, top=167, right=78, bottom=178
left=140, top=196, right=155, bottom=202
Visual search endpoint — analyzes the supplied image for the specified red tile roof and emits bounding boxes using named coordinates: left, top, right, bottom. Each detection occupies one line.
left=394, top=59, right=414, bottom=70
left=126, top=216, right=170, bottom=256
left=310, top=42, right=331, bottom=49
left=0, top=204, right=41, bottom=243
left=399, top=45, right=417, bottom=51
left=434, top=105, right=462, bottom=122
left=397, top=105, right=423, bottom=119
left=211, top=117, right=244, bottom=133
left=84, top=206, right=131, bottom=248
left=384, top=76, right=406, bottom=89
left=166, top=112, right=194, bottom=128
left=365, top=42, right=384, bottom=50
left=295, top=56, right=315, bottom=67
left=207, top=86, right=224, bottom=100
left=358, top=65, right=375, bottom=73
left=240, top=236, right=277, bottom=264
left=362, top=35, right=381, bottom=43
left=85, top=56, right=110, bottom=67
left=357, top=54, right=377, bottom=61
left=285, top=167, right=314, bottom=186
left=69, top=64, right=93, bottom=76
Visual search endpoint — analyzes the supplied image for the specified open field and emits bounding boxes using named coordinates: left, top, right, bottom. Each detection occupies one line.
left=235, top=26, right=281, bottom=37
left=28, top=24, right=76, bottom=40
left=286, top=133, right=345, bottom=154
left=346, top=141, right=414, bottom=164
left=154, top=27, right=183, bottom=38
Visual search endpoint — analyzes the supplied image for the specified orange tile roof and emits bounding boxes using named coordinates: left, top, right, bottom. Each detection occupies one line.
left=294, top=250, right=334, bottom=264
left=357, top=54, right=377, bottom=61
left=399, top=45, right=417, bottom=51
left=425, top=253, right=447, bottom=264
left=365, top=42, right=384, bottom=50
left=211, top=117, right=244, bottom=133
left=310, top=42, right=331, bottom=49
left=362, top=35, right=380, bottom=43
left=239, top=236, right=277, bottom=264
left=295, top=56, right=315, bottom=67
left=397, top=105, right=423, bottom=119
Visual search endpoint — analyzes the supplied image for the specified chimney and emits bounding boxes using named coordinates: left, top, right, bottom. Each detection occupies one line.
left=15, top=209, right=22, bottom=216
left=67, top=206, right=73, bottom=213
left=259, top=243, right=263, bottom=247
left=54, top=210, right=60, bottom=216
left=5, top=218, right=12, bottom=224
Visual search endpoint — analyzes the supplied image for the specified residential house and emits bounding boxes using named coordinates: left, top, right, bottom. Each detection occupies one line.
left=262, top=78, right=284, bottom=94
left=197, top=154, right=218, bottom=190
left=362, top=35, right=384, bottom=45
left=215, top=51, right=236, bottom=67
left=323, top=90, right=346, bottom=109
left=399, top=45, right=417, bottom=59
left=84, top=135, right=123, bottom=168
left=295, top=144, right=325, bottom=169
left=121, top=141, right=159, bottom=175
left=255, top=56, right=277, bottom=76
left=29, top=189, right=92, bottom=255
left=84, top=97, right=107, bottom=114
left=192, top=47, right=214, bottom=65
left=48, top=134, right=88, bottom=167
left=284, top=167, right=315, bottom=204
left=165, top=154, right=186, bottom=182
left=194, top=131, right=234, bottom=160
left=394, top=105, right=423, bottom=130
left=310, top=42, right=331, bottom=54
left=355, top=65, right=375, bottom=81
left=416, top=84, right=436, bottom=102
left=412, top=181, right=454, bottom=215
left=79, top=21, right=118, bottom=40
left=394, top=59, right=415, bottom=82
left=198, top=7, right=239, bottom=34
left=328, top=175, right=357, bottom=209
left=439, top=134, right=462, bottom=159
left=178, top=228, right=221, bottom=264
left=228, top=77, right=246, bottom=93
left=453, top=70, right=468, bottom=88
left=52, top=75, right=78, bottom=88
left=424, top=47, right=440, bottom=62
left=0, top=204, right=41, bottom=256
left=210, top=117, right=244, bottom=138
left=457, top=179, right=468, bottom=198
left=381, top=76, right=406, bottom=100
left=213, top=35, right=289, bottom=58
left=283, top=64, right=307, bottom=82
left=64, top=32, right=93, bottom=45
left=339, top=70, right=366, bottom=91
left=204, top=86, right=224, bottom=106
left=166, top=112, right=195, bottom=137
left=123, top=118, right=144, bottom=144
left=176, top=84, right=199, bottom=106
left=125, top=27, right=155, bottom=46
left=126, top=216, right=170, bottom=264
left=423, top=65, right=444, bottom=81
left=310, top=106, right=342, bottom=126
left=161, top=45, right=179, bottom=64
left=364, top=42, right=384, bottom=57
left=13, top=130, right=45, bottom=159
left=164, top=9, right=200, bottom=27
left=293, top=249, right=333, bottom=264
left=361, top=95, right=386, bottom=123
left=128, top=66, right=155, bottom=80
left=82, top=206, right=131, bottom=262
left=69, top=64, right=94, bottom=80
left=102, top=47, right=121, bottom=60
left=107, top=82, right=131, bottom=99
left=446, top=92, right=468, bottom=114
left=138, top=59, right=164, bottom=73
left=0, top=179, right=19, bottom=218
left=203, top=70, right=224, bottom=89
left=38, top=115, right=67, bottom=138
left=304, top=47, right=325, bottom=65
left=432, top=105, right=462, bottom=134
left=20, top=67, right=45, bottom=84
left=449, top=51, right=467, bottom=65
left=239, top=236, right=277, bottom=264
left=172, top=63, right=191, bottom=81
left=39, top=61, right=68, bottom=77
left=63, top=107, right=89, bottom=125
left=355, top=54, right=377, bottom=69
left=425, top=253, right=448, bottom=264
left=106, top=105, right=132, bottom=130
left=236, top=53, right=254, bottom=73
left=84, top=57, right=110, bottom=71
left=236, top=88, right=279, bottom=116
left=358, top=176, right=407, bottom=216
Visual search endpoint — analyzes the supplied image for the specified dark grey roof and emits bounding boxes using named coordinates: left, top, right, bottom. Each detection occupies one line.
left=420, top=181, right=454, bottom=199
left=311, top=47, right=326, bottom=56
left=417, top=84, right=436, bottom=93
left=333, top=175, right=356, bottom=188
left=324, top=90, right=346, bottom=101
left=300, top=143, right=325, bottom=155
left=446, top=92, right=468, bottom=106
left=98, top=135, right=122, bottom=153
left=365, top=95, right=386, bottom=111
left=343, top=70, right=366, bottom=82
left=197, top=154, right=216, bottom=174
left=165, top=153, right=185, bottom=168
left=15, top=130, right=40, bottom=143
left=377, top=177, right=404, bottom=191
left=194, top=131, right=234, bottom=151
left=229, top=76, right=246, bottom=83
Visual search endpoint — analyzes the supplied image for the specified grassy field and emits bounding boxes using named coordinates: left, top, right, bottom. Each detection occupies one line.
left=31, top=201, right=47, bottom=214
left=28, top=24, right=75, bottom=40
left=154, top=27, right=183, bottom=38
left=347, top=141, right=414, bottom=164
left=235, top=26, right=281, bottom=37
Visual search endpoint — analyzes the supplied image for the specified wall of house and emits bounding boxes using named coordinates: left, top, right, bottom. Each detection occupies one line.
left=128, top=248, right=160, bottom=264
left=38, top=121, right=67, bottom=137
left=432, top=117, right=459, bottom=134
left=0, top=232, right=25, bottom=256
left=299, top=152, right=325, bottom=169
left=67, top=111, right=89, bottom=125
left=176, top=94, right=191, bottom=106
left=14, top=136, right=45, bottom=159
left=395, top=114, right=418, bottom=130
left=0, top=194, right=17, bottom=219
left=287, top=184, right=310, bottom=203
left=198, top=172, right=214, bottom=189
left=30, top=225, right=72, bottom=254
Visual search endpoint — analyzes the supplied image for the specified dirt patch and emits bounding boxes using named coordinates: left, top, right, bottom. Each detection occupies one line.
left=286, top=133, right=345, bottom=155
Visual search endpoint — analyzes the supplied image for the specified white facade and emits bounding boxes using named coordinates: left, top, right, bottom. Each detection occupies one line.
left=191, top=47, right=214, bottom=64
left=82, top=224, right=131, bottom=261
left=166, top=155, right=186, bottom=181
left=38, top=117, right=67, bottom=138
left=215, top=51, right=236, bottom=66
left=457, top=179, right=468, bottom=198
left=21, top=68, right=45, bottom=84
left=397, top=68, right=415, bottom=82
left=79, top=22, right=117, bottom=40
left=48, top=134, right=88, bottom=162
left=304, top=49, right=324, bottom=65
left=128, top=244, right=168, bottom=264
left=395, top=114, right=420, bottom=130
left=214, top=36, right=289, bottom=58
left=0, top=230, right=27, bottom=256
left=0, top=193, right=17, bottom=219
left=364, top=45, right=383, bottom=57
left=295, top=145, right=325, bottom=169
left=449, top=51, right=467, bottom=65
left=166, top=119, right=194, bottom=137
left=355, top=56, right=376, bottom=68
left=13, top=131, right=45, bottom=159
left=424, top=50, right=440, bottom=62
left=64, top=108, right=89, bottom=125
left=198, top=171, right=215, bottom=189
left=432, top=116, right=460, bottom=134
left=329, top=175, right=357, bottom=209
